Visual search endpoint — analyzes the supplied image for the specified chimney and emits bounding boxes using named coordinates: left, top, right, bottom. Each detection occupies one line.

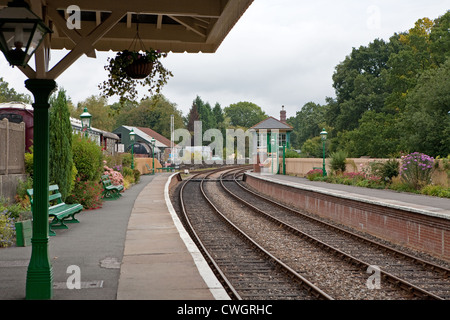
left=280, top=105, right=286, bottom=124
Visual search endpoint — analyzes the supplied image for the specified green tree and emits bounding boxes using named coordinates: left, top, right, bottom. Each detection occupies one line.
left=212, top=102, right=225, bottom=130
left=74, top=95, right=115, bottom=131
left=196, top=96, right=216, bottom=130
left=114, top=94, right=184, bottom=137
left=300, top=136, right=324, bottom=158
left=186, top=102, right=200, bottom=133
left=399, top=58, right=450, bottom=157
left=330, top=39, right=392, bottom=131
left=224, top=101, right=267, bottom=129
left=341, top=111, right=401, bottom=158
left=0, top=77, right=31, bottom=103
left=287, top=102, right=328, bottom=149
left=49, top=89, right=74, bottom=200
left=429, top=11, right=450, bottom=67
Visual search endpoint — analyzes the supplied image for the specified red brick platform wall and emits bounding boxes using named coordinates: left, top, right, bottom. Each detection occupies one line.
left=245, top=174, right=450, bottom=262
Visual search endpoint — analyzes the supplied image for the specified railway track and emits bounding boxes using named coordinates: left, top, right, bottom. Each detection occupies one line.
left=173, top=166, right=450, bottom=299
left=178, top=167, right=332, bottom=300
left=221, top=168, right=450, bottom=300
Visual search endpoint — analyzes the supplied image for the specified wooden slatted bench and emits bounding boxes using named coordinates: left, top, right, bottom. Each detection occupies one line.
left=101, top=175, right=124, bottom=200
left=27, top=185, right=83, bottom=236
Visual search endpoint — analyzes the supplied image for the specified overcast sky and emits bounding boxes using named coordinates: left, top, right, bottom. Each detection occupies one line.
left=1, top=1, right=449, bottom=121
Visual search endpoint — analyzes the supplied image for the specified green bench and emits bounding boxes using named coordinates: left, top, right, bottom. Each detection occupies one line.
left=27, top=185, right=83, bottom=236
left=145, top=163, right=154, bottom=175
left=145, top=163, right=173, bottom=174
left=101, top=175, right=124, bottom=200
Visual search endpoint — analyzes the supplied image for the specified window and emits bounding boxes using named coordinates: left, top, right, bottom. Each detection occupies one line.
left=279, top=133, right=286, bottom=146
left=0, top=113, right=23, bottom=124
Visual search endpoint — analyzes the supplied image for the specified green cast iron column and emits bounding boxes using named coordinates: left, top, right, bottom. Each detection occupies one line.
left=322, top=139, right=327, bottom=177
left=25, top=79, right=57, bottom=300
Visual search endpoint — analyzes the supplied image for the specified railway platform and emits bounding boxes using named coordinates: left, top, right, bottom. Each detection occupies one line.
left=245, top=172, right=450, bottom=218
left=0, top=173, right=228, bottom=300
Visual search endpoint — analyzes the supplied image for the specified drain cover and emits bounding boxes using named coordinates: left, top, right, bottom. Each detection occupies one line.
left=0, top=260, right=29, bottom=267
left=100, top=257, right=121, bottom=269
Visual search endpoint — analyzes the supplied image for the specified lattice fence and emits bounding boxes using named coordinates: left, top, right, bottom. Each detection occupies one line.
left=0, top=118, right=25, bottom=175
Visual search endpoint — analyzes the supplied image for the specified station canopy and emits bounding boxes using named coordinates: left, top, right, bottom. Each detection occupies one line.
left=0, top=0, right=253, bottom=79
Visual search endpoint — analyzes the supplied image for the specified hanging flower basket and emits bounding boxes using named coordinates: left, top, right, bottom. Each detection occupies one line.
left=124, top=59, right=153, bottom=79
left=99, top=49, right=173, bottom=105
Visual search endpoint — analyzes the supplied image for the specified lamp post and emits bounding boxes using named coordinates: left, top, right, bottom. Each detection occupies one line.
left=320, top=128, right=328, bottom=177
left=129, top=129, right=135, bottom=170
left=0, top=0, right=52, bottom=67
left=151, top=137, right=155, bottom=174
left=270, top=137, right=275, bottom=175
left=0, top=0, right=55, bottom=300
left=80, top=107, right=92, bottom=138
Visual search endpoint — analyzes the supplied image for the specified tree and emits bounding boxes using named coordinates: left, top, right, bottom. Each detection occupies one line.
left=0, top=77, right=31, bottom=103
left=331, top=39, right=392, bottom=131
left=113, top=94, right=184, bottom=137
left=74, top=95, right=115, bottom=131
left=288, top=102, right=328, bottom=149
left=429, top=11, right=450, bottom=67
left=212, top=102, right=225, bottom=130
left=49, top=89, right=74, bottom=201
left=224, top=101, right=267, bottom=129
left=399, top=58, right=450, bottom=157
left=341, top=111, right=400, bottom=158
left=187, top=102, right=200, bottom=133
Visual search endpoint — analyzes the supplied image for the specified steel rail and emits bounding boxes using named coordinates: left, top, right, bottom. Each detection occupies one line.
left=235, top=171, right=450, bottom=278
left=179, top=168, right=242, bottom=300
left=199, top=169, right=333, bottom=300
left=217, top=169, right=446, bottom=300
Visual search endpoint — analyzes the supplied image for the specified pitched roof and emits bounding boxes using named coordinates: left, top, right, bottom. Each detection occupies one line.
left=250, top=117, right=293, bottom=131
left=123, top=126, right=172, bottom=148
left=137, top=127, right=172, bottom=147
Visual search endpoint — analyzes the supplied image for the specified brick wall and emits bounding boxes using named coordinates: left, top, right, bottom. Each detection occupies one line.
left=245, top=174, right=450, bottom=261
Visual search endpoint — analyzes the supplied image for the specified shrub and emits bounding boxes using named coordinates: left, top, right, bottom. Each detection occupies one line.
left=306, top=169, right=323, bottom=181
left=66, top=179, right=103, bottom=210
left=420, top=185, right=450, bottom=198
left=400, top=152, right=434, bottom=190
left=72, top=135, right=103, bottom=182
left=0, top=196, right=30, bottom=221
left=15, top=176, right=33, bottom=209
left=0, top=210, right=15, bottom=248
left=133, top=169, right=141, bottom=183
left=120, top=153, right=134, bottom=168
left=329, top=150, right=347, bottom=173
left=24, top=147, right=33, bottom=177
left=122, top=166, right=134, bottom=178
left=379, top=159, right=400, bottom=183
left=285, top=149, right=301, bottom=158
left=103, top=166, right=124, bottom=186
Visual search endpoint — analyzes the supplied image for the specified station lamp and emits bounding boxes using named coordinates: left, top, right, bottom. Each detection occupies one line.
left=320, top=128, right=328, bottom=177
left=151, top=137, right=155, bottom=174
left=0, top=0, right=52, bottom=66
left=130, top=129, right=136, bottom=169
left=80, top=107, right=92, bottom=137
